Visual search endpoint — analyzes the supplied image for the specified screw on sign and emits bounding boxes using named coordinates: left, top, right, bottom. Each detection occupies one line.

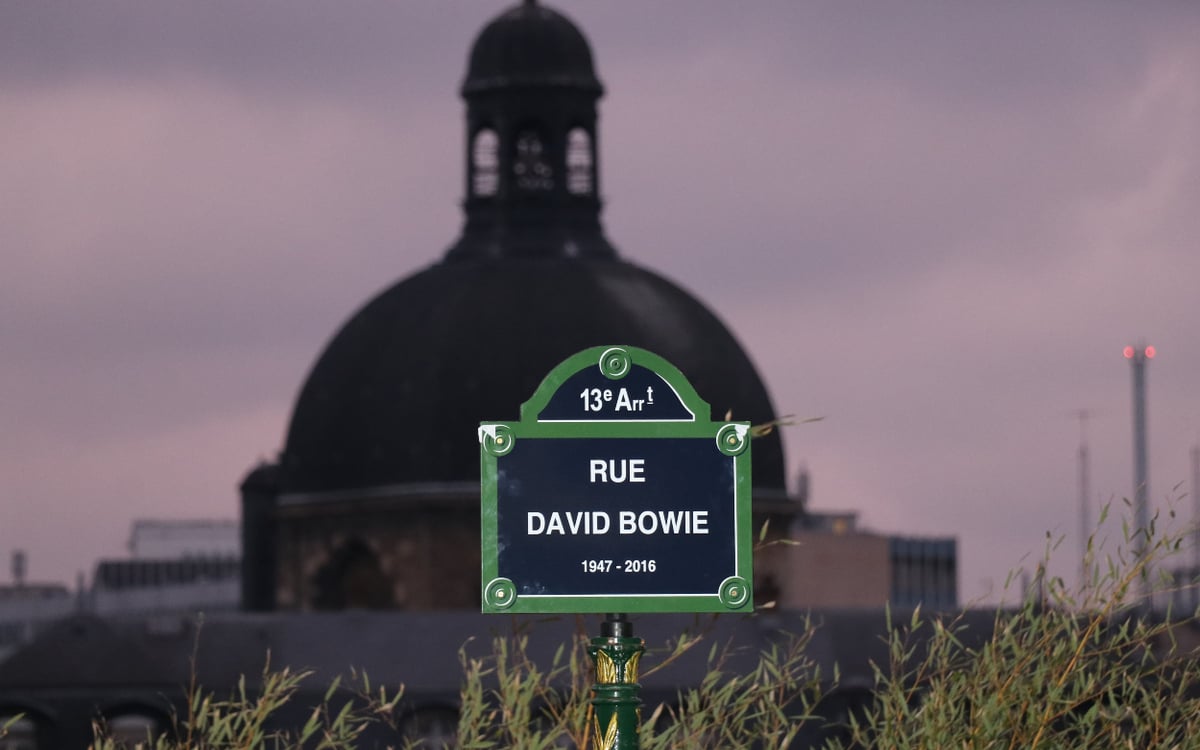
left=480, top=346, right=753, bottom=750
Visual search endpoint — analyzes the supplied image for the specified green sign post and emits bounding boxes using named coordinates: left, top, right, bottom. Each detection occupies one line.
left=480, top=345, right=753, bottom=748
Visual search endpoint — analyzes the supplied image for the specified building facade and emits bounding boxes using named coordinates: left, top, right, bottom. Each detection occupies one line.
left=240, top=0, right=807, bottom=615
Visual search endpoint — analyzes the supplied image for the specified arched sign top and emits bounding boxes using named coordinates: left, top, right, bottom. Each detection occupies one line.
left=520, top=346, right=710, bottom=424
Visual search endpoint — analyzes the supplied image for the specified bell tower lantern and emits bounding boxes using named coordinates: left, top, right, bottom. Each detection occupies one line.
left=447, top=0, right=616, bottom=260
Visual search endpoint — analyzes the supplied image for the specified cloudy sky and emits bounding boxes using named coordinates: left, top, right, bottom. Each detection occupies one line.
left=3, top=1, right=1199, bottom=603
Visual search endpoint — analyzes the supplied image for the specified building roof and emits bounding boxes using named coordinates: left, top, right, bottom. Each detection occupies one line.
left=281, top=259, right=786, bottom=494
left=93, top=558, right=239, bottom=591
left=462, top=0, right=602, bottom=95
left=0, top=609, right=1000, bottom=694
left=0, top=615, right=176, bottom=689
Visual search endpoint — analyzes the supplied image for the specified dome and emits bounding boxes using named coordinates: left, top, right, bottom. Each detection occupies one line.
left=463, top=0, right=602, bottom=95
left=280, top=257, right=786, bottom=495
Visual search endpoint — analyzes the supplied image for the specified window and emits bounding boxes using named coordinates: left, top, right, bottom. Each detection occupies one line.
left=471, top=129, right=499, bottom=197
left=0, top=716, right=36, bottom=750
left=566, top=128, right=593, bottom=195
left=514, top=130, right=553, bottom=192
left=106, top=713, right=160, bottom=748
left=400, top=707, right=458, bottom=749
left=310, top=538, right=394, bottom=610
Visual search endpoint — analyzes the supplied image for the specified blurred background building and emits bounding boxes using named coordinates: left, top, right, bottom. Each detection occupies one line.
left=0, top=3, right=957, bottom=747
left=235, top=0, right=956, bottom=618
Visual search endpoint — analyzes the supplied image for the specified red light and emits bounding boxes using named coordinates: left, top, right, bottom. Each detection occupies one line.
left=1145, top=345, right=1156, bottom=359
left=1124, top=346, right=1135, bottom=359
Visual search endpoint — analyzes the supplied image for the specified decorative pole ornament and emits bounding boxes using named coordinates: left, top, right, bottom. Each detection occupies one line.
left=588, top=614, right=644, bottom=750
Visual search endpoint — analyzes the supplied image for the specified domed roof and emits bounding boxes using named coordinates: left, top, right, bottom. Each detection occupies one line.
left=278, top=2, right=788, bottom=504
left=463, top=0, right=602, bottom=95
left=281, top=258, right=786, bottom=495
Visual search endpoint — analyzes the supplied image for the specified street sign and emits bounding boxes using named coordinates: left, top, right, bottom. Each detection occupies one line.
left=480, top=346, right=753, bottom=614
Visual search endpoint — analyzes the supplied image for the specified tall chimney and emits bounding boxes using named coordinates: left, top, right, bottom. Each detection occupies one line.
left=12, top=549, right=26, bottom=587
left=1123, top=343, right=1154, bottom=591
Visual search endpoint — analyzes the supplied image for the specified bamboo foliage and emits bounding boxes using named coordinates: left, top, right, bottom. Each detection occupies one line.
left=85, top=504, right=1200, bottom=749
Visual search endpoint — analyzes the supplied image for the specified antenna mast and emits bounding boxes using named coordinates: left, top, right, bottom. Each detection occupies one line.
left=1192, top=442, right=1199, bottom=576
left=1070, top=409, right=1093, bottom=591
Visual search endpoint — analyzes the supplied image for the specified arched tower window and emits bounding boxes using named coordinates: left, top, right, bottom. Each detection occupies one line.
left=513, top=130, right=553, bottom=192
left=566, top=127, right=593, bottom=196
left=311, top=538, right=394, bottom=610
left=0, top=715, right=37, bottom=750
left=471, top=128, right=499, bottom=197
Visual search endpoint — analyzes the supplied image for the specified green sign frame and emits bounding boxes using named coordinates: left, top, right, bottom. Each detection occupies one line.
left=480, top=345, right=753, bottom=614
